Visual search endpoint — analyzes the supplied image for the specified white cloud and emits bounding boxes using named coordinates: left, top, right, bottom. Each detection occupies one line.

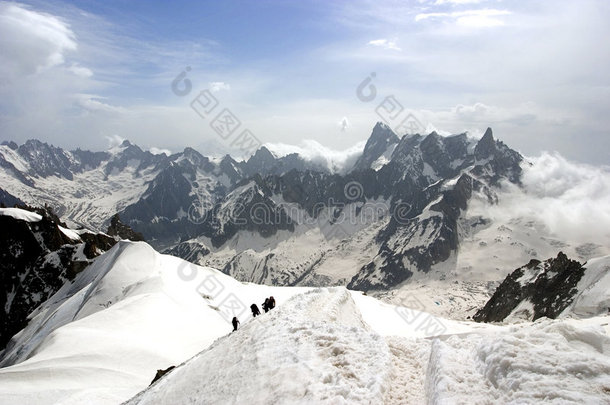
left=475, top=152, right=610, bottom=247
left=68, top=63, right=93, bottom=78
left=0, top=3, right=77, bottom=77
left=209, top=82, right=231, bottom=92
left=149, top=147, right=172, bottom=155
left=368, top=38, right=401, bottom=51
left=434, top=0, right=483, bottom=4
left=415, top=9, right=511, bottom=27
left=338, top=117, right=350, bottom=132
left=264, top=139, right=366, bottom=173
left=74, top=94, right=126, bottom=114
left=105, top=134, right=126, bottom=149
left=455, top=14, right=505, bottom=28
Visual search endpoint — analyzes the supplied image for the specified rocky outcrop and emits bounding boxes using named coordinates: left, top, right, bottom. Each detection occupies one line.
left=473, top=252, right=585, bottom=322
left=0, top=188, right=24, bottom=207
left=0, top=206, right=116, bottom=349
left=106, top=214, right=145, bottom=241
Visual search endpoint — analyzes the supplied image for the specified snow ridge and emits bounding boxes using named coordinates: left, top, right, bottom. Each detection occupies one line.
left=127, top=288, right=392, bottom=405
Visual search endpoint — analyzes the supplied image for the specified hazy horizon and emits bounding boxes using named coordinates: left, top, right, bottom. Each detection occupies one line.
left=1, top=0, right=609, bottom=165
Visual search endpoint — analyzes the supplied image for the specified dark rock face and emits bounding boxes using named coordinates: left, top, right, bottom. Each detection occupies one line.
left=474, top=127, right=496, bottom=160
left=0, top=188, right=24, bottom=207
left=242, top=147, right=277, bottom=176
left=164, top=241, right=210, bottom=263
left=473, top=252, right=585, bottom=322
left=0, top=206, right=116, bottom=350
left=1, top=123, right=525, bottom=291
left=150, top=366, right=175, bottom=385
left=344, top=127, right=522, bottom=290
left=106, top=214, right=145, bottom=241
left=17, top=140, right=75, bottom=180
left=71, top=149, right=111, bottom=172
left=352, top=122, right=400, bottom=172
left=209, top=177, right=295, bottom=247
left=131, top=123, right=523, bottom=290
left=349, top=173, right=476, bottom=290
left=218, top=155, right=243, bottom=184
left=1, top=141, right=18, bottom=150
left=472, top=128, right=522, bottom=185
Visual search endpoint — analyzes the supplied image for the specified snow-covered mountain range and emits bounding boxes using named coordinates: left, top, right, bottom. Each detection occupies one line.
left=1, top=241, right=609, bottom=404
left=2, top=124, right=609, bottom=298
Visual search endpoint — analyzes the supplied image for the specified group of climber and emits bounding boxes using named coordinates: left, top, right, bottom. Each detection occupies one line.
left=231, top=296, right=276, bottom=331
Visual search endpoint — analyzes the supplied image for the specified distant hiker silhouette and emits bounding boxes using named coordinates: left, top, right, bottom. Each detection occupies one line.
left=232, top=317, right=240, bottom=332
left=250, top=303, right=261, bottom=317
left=268, top=296, right=276, bottom=310
left=262, top=298, right=270, bottom=313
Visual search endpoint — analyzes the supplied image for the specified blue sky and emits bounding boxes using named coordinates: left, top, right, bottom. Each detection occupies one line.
left=1, top=0, right=609, bottom=164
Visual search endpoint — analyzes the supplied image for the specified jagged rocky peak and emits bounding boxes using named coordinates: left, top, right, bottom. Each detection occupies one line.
left=17, top=139, right=74, bottom=180
left=245, top=146, right=277, bottom=172
left=474, top=127, right=496, bottom=160
left=104, top=139, right=164, bottom=177
left=352, top=122, right=400, bottom=171
left=241, top=146, right=328, bottom=177
left=471, top=127, right=523, bottom=185
left=219, top=154, right=243, bottom=184
left=182, top=146, right=204, bottom=161
left=1, top=140, right=18, bottom=150
left=180, top=147, right=213, bottom=171
left=370, top=121, right=400, bottom=145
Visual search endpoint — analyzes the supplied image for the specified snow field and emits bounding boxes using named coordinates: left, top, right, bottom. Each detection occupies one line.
left=1, top=242, right=610, bottom=404
left=426, top=320, right=610, bottom=404
left=127, top=288, right=393, bottom=405
left=563, top=255, right=610, bottom=318
left=383, top=336, right=431, bottom=404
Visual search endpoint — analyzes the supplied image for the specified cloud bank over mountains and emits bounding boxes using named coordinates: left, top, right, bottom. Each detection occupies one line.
left=470, top=152, right=610, bottom=249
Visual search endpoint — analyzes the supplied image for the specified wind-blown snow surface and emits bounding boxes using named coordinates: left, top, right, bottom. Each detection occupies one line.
left=0, top=207, right=42, bottom=222
left=561, top=255, right=610, bottom=318
left=1, top=242, right=610, bottom=404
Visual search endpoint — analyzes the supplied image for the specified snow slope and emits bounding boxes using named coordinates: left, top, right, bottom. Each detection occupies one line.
left=128, top=292, right=610, bottom=405
left=0, top=163, right=154, bottom=230
left=0, top=207, right=42, bottom=222
left=1, top=242, right=610, bottom=404
left=562, top=255, right=610, bottom=318
left=0, top=242, right=310, bottom=404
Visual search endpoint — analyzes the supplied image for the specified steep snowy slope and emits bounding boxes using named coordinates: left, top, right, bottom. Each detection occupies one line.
left=0, top=206, right=117, bottom=350
left=127, top=291, right=610, bottom=405
left=1, top=242, right=610, bottom=404
left=0, top=241, right=311, bottom=404
left=563, top=255, right=610, bottom=317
